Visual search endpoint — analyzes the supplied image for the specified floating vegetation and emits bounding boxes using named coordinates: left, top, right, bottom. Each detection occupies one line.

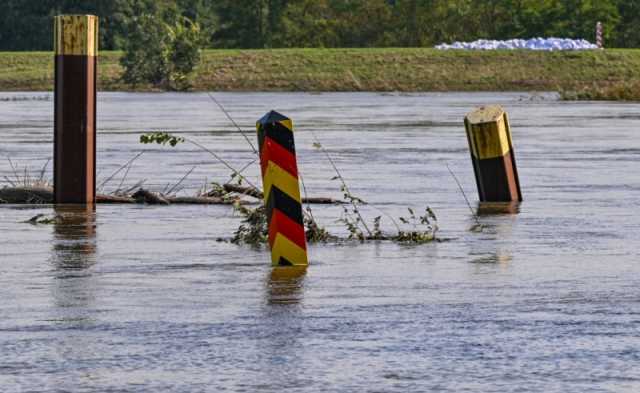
left=0, top=95, right=51, bottom=102
left=9, top=116, right=441, bottom=246
left=24, top=213, right=58, bottom=225
left=139, top=132, right=185, bottom=147
left=1, top=157, right=51, bottom=189
left=0, top=155, right=238, bottom=206
left=230, top=203, right=268, bottom=246
left=138, top=130, right=440, bottom=246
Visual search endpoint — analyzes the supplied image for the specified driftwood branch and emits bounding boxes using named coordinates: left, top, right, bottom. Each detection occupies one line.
left=132, top=189, right=170, bottom=205
left=96, top=194, right=136, bottom=204
left=168, top=196, right=230, bottom=205
left=218, top=184, right=342, bottom=204
left=302, top=196, right=343, bottom=204
left=0, top=187, right=241, bottom=206
left=222, top=183, right=263, bottom=199
left=0, top=183, right=339, bottom=205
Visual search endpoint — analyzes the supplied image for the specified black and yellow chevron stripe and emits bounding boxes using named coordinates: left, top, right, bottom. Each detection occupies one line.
left=257, top=111, right=308, bottom=267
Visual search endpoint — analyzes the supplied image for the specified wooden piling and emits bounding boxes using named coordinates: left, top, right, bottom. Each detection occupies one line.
left=54, top=15, right=98, bottom=204
left=257, top=111, right=308, bottom=267
left=465, top=105, right=522, bottom=203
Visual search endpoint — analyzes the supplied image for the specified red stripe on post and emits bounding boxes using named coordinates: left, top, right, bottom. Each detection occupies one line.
left=268, top=209, right=307, bottom=250
left=260, top=137, right=299, bottom=178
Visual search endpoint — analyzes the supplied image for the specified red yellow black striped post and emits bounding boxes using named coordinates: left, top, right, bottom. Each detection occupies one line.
left=465, top=105, right=522, bottom=202
left=257, top=111, right=308, bottom=267
left=54, top=15, right=98, bottom=204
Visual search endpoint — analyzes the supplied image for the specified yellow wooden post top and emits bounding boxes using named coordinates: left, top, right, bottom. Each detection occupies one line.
left=465, top=105, right=504, bottom=125
left=465, top=105, right=512, bottom=160
left=54, top=15, right=98, bottom=56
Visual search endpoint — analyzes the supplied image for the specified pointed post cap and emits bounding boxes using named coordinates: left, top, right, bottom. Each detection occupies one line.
left=257, top=110, right=293, bottom=131
left=258, top=110, right=289, bottom=124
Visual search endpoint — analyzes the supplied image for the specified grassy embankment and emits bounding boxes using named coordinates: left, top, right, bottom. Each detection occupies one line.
left=0, top=48, right=639, bottom=99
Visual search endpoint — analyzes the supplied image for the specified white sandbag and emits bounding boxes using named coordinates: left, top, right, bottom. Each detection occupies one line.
left=435, top=38, right=598, bottom=51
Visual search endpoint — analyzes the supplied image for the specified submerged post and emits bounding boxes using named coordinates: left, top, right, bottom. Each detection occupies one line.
left=465, top=105, right=522, bottom=203
left=257, top=111, right=308, bottom=267
left=54, top=15, right=98, bottom=204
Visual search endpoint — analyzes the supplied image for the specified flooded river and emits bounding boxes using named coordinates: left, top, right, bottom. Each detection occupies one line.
left=1, top=92, right=639, bottom=392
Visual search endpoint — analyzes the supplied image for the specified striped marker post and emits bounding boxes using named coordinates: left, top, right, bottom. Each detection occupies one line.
left=465, top=105, right=522, bottom=203
left=54, top=15, right=98, bottom=204
left=596, top=22, right=604, bottom=49
left=257, top=111, right=308, bottom=267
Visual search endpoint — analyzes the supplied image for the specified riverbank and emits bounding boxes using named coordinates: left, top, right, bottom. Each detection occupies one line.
left=1, top=48, right=639, bottom=100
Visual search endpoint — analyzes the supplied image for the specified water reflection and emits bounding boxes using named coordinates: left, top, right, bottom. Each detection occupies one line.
left=477, top=201, right=520, bottom=216
left=470, top=251, right=512, bottom=265
left=266, top=266, right=307, bottom=305
left=50, top=205, right=97, bottom=312
left=47, top=206, right=101, bottom=389
left=51, top=205, right=97, bottom=268
left=252, top=266, right=309, bottom=390
left=469, top=208, right=515, bottom=267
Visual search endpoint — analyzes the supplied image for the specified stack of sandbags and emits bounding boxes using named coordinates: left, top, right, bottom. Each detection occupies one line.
left=436, top=38, right=598, bottom=51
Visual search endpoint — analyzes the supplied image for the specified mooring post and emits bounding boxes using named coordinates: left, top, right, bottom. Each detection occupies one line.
left=464, top=105, right=522, bottom=203
left=54, top=15, right=98, bottom=204
left=257, top=111, right=308, bottom=267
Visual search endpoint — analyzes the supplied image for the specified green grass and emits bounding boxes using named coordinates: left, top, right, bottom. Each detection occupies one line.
left=1, top=48, right=639, bottom=99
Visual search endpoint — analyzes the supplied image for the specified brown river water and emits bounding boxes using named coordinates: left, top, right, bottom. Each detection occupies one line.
left=1, top=92, right=639, bottom=392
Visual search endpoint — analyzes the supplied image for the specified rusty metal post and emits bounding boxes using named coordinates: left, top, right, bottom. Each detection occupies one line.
left=257, top=111, right=308, bottom=267
left=54, top=15, right=98, bottom=204
left=465, top=105, right=522, bottom=203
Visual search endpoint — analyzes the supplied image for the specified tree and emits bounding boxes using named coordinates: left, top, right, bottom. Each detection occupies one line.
left=0, top=0, right=638, bottom=50
left=212, top=0, right=267, bottom=48
left=542, top=0, right=619, bottom=40
left=0, top=0, right=121, bottom=51
left=118, top=0, right=203, bottom=90
left=276, top=0, right=340, bottom=47
left=614, top=0, right=640, bottom=47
